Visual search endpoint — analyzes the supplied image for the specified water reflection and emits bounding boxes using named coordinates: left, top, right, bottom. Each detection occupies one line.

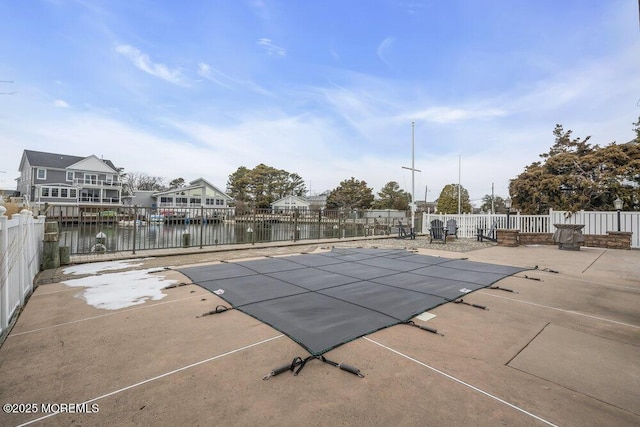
left=59, top=220, right=369, bottom=254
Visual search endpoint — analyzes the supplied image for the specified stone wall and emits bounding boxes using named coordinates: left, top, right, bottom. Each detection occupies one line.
left=497, top=229, right=632, bottom=250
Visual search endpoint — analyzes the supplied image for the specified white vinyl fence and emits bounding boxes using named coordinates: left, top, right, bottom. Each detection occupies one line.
left=423, top=209, right=640, bottom=248
left=0, top=209, right=45, bottom=336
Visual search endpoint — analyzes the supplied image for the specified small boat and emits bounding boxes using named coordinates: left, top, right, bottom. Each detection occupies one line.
left=118, top=219, right=147, bottom=227
left=150, top=214, right=165, bottom=223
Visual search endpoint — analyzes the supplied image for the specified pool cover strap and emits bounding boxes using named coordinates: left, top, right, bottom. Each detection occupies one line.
left=264, top=355, right=364, bottom=379
left=405, top=320, right=443, bottom=336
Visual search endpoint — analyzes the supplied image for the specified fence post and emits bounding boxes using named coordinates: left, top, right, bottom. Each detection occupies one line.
left=0, top=207, right=8, bottom=332
left=200, top=206, right=204, bottom=249
left=132, top=205, right=138, bottom=255
left=20, top=210, right=35, bottom=302
left=16, top=211, right=25, bottom=303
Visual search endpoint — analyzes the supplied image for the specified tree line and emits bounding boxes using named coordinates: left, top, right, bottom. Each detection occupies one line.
left=121, top=116, right=639, bottom=214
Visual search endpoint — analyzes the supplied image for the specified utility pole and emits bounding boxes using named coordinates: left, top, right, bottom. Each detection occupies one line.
left=402, top=122, right=421, bottom=230
left=457, top=155, right=461, bottom=214
left=491, top=182, right=495, bottom=214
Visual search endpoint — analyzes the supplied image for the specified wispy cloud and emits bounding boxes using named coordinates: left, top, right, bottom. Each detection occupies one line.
left=257, top=38, right=286, bottom=57
left=404, top=106, right=508, bottom=124
left=197, top=62, right=232, bottom=89
left=197, top=61, right=273, bottom=96
left=115, top=44, right=185, bottom=85
left=396, top=2, right=431, bottom=15
left=53, top=99, right=69, bottom=108
left=377, top=37, right=395, bottom=68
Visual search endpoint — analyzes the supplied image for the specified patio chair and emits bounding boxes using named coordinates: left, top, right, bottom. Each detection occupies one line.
left=397, top=220, right=416, bottom=240
left=445, top=219, right=458, bottom=239
left=429, top=219, right=446, bottom=244
left=477, top=220, right=498, bottom=242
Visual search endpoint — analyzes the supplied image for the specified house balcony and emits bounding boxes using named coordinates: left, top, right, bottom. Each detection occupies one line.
left=72, top=178, right=123, bottom=189
left=78, top=196, right=121, bottom=204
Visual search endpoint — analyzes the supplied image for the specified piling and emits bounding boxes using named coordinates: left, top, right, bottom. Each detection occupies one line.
left=42, top=221, right=60, bottom=269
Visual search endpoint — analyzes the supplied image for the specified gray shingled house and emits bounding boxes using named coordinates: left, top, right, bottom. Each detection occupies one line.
left=17, top=149, right=123, bottom=209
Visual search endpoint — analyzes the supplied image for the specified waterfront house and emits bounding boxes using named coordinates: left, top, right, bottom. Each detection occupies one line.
left=153, top=178, right=233, bottom=211
left=271, top=192, right=330, bottom=213
left=17, top=149, right=123, bottom=210
left=271, top=195, right=311, bottom=213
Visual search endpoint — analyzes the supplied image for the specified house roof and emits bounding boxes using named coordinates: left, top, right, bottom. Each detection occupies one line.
left=21, top=150, right=118, bottom=171
left=271, top=195, right=310, bottom=205
left=153, top=177, right=232, bottom=199
left=306, top=194, right=328, bottom=202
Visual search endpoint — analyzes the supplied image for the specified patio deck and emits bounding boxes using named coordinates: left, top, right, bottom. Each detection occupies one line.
left=1, top=243, right=638, bottom=426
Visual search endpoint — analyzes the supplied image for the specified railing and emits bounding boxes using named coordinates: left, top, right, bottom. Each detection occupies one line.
left=78, top=197, right=121, bottom=204
left=47, top=206, right=419, bottom=255
left=0, top=209, right=45, bottom=337
left=72, top=178, right=122, bottom=188
left=423, top=209, right=639, bottom=248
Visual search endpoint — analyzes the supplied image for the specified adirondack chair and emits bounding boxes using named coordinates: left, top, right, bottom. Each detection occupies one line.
left=429, top=219, right=446, bottom=244
left=445, top=219, right=458, bottom=239
left=477, top=220, right=498, bottom=242
left=397, top=220, right=416, bottom=240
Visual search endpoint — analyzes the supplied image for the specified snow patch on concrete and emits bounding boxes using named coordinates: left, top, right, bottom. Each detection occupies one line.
left=62, top=259, right=147, bottom=275
left=61, top=268, right=178, bottom=310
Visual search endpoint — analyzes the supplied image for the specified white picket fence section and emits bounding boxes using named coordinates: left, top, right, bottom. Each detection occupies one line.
left=0, top=209, right=45, bottom=336
left=423, top=209, right=640, bottom=248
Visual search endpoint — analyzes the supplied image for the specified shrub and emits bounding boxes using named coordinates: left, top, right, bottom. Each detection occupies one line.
left=1, top=202, right=23, bottom=217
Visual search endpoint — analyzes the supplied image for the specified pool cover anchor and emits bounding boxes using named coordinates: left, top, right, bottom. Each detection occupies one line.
left=488, top=285, right=518, bottom=293
left=197, top=305, right=231, bottom=318
left=404, top=320, right=444, bottom=336
left=263, top=357, right=305, bottom=380
left=534, top=265, right=560, bottom=274
left=163, top=282, right=189, bottom=290
left=263, top=355, right=365, bottom=380
left=454, top=299, right=487, bottom=310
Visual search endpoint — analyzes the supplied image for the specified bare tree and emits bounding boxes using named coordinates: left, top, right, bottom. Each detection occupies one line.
left=122, top=172, right=167, bottom=194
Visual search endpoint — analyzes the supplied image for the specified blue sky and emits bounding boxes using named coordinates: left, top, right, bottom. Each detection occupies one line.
left=1, top=0, right=638, bottom=205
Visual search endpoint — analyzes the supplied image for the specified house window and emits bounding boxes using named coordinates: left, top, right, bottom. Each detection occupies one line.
left=190, top=197, right=201, bottom=205
left=69, top=189, right=77, bottom=198
left=216, top=199, right=224, bottom=205
left=51, top=188, right=59, bottom=198
left=41, top=187, right=50, bottom=197
left=66, top=171, right=74, bottom=182
left=60, top=188, right=68, bottom=198
left=85, top=174, right=97, bottom=185
left=37, top=168, right=46, bottom=180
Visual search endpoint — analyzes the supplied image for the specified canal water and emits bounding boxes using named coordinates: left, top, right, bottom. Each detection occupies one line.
left=60, top=220, right=371, bottom=254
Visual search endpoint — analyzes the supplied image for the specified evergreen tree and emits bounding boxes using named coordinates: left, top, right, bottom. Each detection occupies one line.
left=373, top=181, right=411, bottom=210
left=226, top=164, right=307, bottom=208
left=510, top=123, right=640, bottom=213
left=437, top=183, right=472, bottom=213
left=326, top=177, right=374, bottom=210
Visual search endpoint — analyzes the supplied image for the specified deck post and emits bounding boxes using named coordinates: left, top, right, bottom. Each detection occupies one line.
left=200, top=206, right=204, bottom=249
left=132, top=205, right=137, bottom=255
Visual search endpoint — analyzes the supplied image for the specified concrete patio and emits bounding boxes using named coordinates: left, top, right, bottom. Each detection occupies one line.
left=0, top=240, right=638, bottom=426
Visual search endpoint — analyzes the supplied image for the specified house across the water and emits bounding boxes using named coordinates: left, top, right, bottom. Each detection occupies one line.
left=271, top=193, right=328, bottom=213
left=16, top=149, right=123, bottom=220
left=142, top=178, right=234, bottom=223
